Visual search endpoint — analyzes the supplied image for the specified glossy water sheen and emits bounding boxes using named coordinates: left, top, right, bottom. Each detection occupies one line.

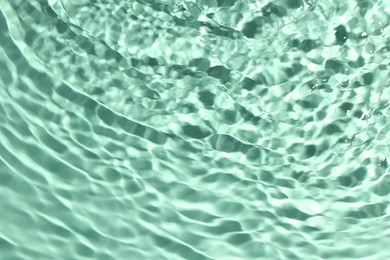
left=0, top=0, right=389, bottom=259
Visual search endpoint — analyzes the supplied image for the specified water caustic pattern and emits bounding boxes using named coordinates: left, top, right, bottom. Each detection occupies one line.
left=0, top=0, right=389, bottom=259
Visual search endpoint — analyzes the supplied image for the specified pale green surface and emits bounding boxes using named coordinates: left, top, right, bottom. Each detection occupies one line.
left=0, top=0, right=389, bottom=259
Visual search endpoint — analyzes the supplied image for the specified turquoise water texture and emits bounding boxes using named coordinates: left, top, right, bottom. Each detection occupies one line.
left=0, top=0, right=389, bottom=259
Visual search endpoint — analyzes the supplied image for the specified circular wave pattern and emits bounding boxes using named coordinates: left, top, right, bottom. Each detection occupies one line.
left=0, top=0, right=389, bottom=259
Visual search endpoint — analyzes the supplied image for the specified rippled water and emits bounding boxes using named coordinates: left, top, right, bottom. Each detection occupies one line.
left=0, top=0, right=389, bottom=259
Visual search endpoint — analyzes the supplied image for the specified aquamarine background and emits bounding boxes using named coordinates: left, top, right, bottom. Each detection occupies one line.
left=0, top=0, right=389, bottom=259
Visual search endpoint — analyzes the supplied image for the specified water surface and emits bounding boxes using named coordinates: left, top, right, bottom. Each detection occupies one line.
left=0, top=0, right=389, bottom=259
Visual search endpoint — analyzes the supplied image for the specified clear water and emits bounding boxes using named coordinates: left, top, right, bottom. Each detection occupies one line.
left=0, top=0, right=389, bottom=259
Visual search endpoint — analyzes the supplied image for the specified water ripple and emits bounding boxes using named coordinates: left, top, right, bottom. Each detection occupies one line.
left=0, top=0, right=389, bottom=259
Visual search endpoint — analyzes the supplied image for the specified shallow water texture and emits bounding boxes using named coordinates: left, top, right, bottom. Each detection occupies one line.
left=0, top=0, right=389, bottom=259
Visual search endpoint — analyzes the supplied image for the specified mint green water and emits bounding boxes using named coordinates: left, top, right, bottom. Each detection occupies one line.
left=0, top=0, right=389, bottom=259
